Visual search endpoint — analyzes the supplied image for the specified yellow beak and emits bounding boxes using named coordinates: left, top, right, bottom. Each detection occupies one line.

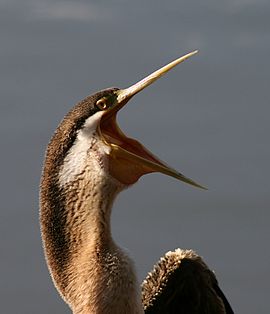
left=100, top=50, right=206, bottom=189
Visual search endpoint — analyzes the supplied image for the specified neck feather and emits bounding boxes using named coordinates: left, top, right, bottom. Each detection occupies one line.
left=40, top=135, right=143, bottom=314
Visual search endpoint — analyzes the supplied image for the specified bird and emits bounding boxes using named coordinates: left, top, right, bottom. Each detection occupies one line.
left=40, top=51, right=234, bottom=314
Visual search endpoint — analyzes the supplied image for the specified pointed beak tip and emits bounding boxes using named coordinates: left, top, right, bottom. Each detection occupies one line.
left=199, top=185, right=208, bottom=191
left=189, top=49, right=199, bottom=56
left=191, top=179, right=207, bottom=190
left=186, top=181, right=208, bottom=191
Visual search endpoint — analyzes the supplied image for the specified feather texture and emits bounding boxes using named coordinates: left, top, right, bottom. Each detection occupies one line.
left=142, top=249, right=234, bottom=314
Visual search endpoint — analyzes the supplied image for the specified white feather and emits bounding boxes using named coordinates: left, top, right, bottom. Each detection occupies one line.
left=58, top=111, right=110, bottom=186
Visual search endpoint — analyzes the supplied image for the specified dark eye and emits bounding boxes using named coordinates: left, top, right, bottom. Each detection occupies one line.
left=96, top=98, right=108, bottom=110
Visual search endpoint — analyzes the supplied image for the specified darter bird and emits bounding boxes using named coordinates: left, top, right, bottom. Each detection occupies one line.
left=40, top=51, right=234, bottom=314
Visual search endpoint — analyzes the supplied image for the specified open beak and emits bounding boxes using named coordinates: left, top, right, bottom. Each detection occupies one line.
left=100, top=50, right=206, bottom=189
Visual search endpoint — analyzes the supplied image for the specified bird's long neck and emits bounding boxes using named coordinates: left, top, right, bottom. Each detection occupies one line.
left=40, top=146, right=143, bottom=314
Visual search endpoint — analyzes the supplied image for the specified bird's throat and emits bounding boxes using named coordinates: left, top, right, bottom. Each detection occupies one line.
left=40, top=151, right=143, bottom=313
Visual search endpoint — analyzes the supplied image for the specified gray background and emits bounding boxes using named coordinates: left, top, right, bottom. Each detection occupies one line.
left=1, top=0, right=269, bottom=313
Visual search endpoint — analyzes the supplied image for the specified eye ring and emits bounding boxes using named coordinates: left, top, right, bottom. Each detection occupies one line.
left=96, top=98, right=108, bottom=110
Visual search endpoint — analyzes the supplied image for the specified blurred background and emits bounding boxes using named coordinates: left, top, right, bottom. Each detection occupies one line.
left=1, top=0, right=269, bottom=313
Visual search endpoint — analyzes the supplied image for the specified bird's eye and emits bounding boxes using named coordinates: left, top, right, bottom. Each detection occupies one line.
left=96, top=98, right=108, bottom=110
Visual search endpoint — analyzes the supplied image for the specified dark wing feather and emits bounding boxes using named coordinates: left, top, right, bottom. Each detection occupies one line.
left=142, top=249, right=234, bottom=314
left=213, top=283, right=234, bottom=314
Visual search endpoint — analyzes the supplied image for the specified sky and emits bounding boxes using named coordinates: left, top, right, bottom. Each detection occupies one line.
left=1, top=0, right=270, bottom=313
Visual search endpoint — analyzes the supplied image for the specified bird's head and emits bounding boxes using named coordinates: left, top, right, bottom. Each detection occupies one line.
left=47, top=50, right=205, bottom=190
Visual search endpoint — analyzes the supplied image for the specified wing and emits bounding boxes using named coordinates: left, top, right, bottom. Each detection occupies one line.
left=142, top=249, right=234, bottom=314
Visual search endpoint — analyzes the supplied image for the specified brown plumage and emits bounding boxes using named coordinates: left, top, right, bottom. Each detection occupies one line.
left=40, top=52, right=234, bottom=313
left=142, top=249, right=233, bottom=313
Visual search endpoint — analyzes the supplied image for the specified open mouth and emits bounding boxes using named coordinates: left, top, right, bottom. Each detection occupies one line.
left=100, top=109, right=165, bottom=166
left=99, top=108, right=205, bottom=188
left=98, top=51, right=206, bottom=188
